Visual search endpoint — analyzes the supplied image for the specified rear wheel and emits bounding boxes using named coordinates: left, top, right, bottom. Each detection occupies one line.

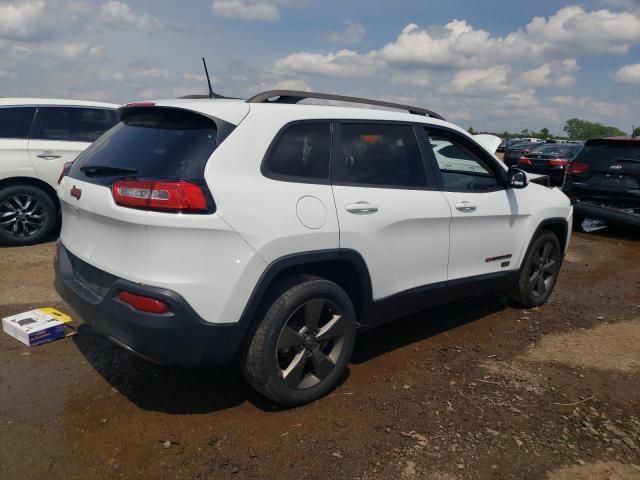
left=509, top=231, right=562, bottom=307
left=242, top=275, right=356, bottom=406
left=0, top=185, right=57, bottom=246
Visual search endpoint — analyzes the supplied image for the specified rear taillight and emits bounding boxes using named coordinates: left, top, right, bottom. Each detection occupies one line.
left=111, top=179, right=208, bottom=212
left=118, top=291, right=170, bottom=314
left=548, top=158, right=569, bottom=166
left=518, top=157, right=532, bottom=166
left=58, top=162, right=74, bottom=184
left=566, top=162, right=589, bottom=175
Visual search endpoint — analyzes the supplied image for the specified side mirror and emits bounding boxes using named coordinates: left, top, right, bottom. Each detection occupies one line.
left=508, top=167, right=529, bottom=189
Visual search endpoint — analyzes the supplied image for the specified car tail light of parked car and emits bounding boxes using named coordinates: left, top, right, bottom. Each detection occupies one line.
left=117, top=290, right=170, bottom=314
left=518, top=157, right=532, bottom=166
left=111, top=179, right=209, bottom=212
left=547, top=158, right=569, bottom=166
left=58, top=162, right=74, bottom=184
left=566, top=162, right=589, bottom=175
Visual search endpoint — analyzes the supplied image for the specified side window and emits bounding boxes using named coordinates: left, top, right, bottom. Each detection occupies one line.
left=426, top=130, right=501, bottom=192
left=335, top=123, right=428, bottom=188
left=264, top=123, right=331, bottom=181
left=0, top=107, right=36, bottom=139
left=33, top=107, right=118, bottom=143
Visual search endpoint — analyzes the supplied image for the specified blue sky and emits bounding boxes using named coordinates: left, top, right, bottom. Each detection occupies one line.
left=0, top=0, right=639, bottom=135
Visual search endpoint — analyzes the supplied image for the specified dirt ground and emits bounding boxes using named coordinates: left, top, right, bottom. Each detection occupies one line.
left=1, top=230, right=640, bottom=480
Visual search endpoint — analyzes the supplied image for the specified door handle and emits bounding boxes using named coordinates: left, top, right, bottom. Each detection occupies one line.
left=36, top=152, right=62, bottom=160
left=345, top=201, right=379, bottom=214
left=454, top=201, right=477, bottom=212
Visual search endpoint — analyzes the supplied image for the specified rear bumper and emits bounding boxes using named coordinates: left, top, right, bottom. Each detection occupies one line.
left=54, top=242, right=247, bottom=367
left=574, top=201, right=640, bottom=228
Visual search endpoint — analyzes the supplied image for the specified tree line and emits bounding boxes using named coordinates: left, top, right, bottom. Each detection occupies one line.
left=467, top=119, right=639, bottom=141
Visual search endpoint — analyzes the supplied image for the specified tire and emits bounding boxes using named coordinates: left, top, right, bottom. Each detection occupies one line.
left=0, top=184, right=57, bottom=247
left=242, top=275, right=357, bottom=407
left=509, top=230, right=562, bottom=308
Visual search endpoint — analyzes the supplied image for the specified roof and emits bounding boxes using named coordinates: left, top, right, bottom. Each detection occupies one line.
left=0, top=98, right=119, bottom=108
left=147, top=97, right=458, bottom=131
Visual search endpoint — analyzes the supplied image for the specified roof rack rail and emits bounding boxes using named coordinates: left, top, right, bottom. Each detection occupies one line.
left=246, top=90, right=445, bottom=121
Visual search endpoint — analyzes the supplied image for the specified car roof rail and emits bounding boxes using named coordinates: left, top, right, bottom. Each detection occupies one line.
left=246, top=90, right=445, bottom=121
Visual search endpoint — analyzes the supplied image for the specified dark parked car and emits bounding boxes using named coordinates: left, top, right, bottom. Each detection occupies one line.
left=517, top=143, right=583, bottom=186
left=497, top=138, right=522, bottom=153
left=564, top=137, right=640, bottom=228
left=503, top=141, right=535, bottom=166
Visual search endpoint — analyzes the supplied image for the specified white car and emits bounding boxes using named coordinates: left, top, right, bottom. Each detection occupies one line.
left=0, top=98, right=118, bottom=245
left=54, top=91, right=572, bottom=405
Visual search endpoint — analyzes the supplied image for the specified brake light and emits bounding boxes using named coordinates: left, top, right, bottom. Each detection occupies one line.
left=566, top=162, right=589, bottom=175
left=518, top=157, right=532, bottom=166
left=118, top=291, right=170, bottom=314
left=111, top=180, right=208, bottom=212
left=548, top=158, right=569, bottom=166
left=58, top=162, right=74, bottom=184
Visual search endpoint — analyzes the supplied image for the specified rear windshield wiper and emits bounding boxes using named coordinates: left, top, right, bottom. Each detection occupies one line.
left=80, top=165, right=138, bottom=177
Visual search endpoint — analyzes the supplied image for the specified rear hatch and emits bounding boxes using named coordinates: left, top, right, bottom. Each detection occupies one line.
left=58, top=104, right=239, bottom=283
left=565, top=138, right=640, bottom=205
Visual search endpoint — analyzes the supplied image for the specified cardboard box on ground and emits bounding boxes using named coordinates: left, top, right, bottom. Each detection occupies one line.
left=2, top=308, right=74, bottom=347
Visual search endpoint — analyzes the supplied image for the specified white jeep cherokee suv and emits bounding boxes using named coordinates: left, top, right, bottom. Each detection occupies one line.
left=54, top=91, right=572, bottom=406
left=0, top=98, right=118, bottom=245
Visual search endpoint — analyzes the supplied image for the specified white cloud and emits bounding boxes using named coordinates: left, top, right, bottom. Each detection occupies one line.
left=271, top=49, right=380, bottom=78
left=517, top=59, right=579, bottom=87
left=134, top=68, right=170, bottom=79
left=0, top=1, right=46, bottom=40
left=391, top=70, right=431, bottom=87
left=518, top=6, right=640, bottom=56
left=614, top=63, right=640, bottom=84
left=327, top=20, right=366, bottom=44
left=371, top=7, right=640, bottom=69
left=211, top=0, right=279, bottom=21
left=53, top=42, right=104, bottom=59
left=448, top=65, right=513, bottom=93
left=100, top=1, right=163, bottom=31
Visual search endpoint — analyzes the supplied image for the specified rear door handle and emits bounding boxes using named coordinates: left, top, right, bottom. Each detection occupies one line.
left=345, top=202, right=379, bottom=214
left=36, top=152, right=62, bottom=160
left=454, top=201, right=477, bottom=212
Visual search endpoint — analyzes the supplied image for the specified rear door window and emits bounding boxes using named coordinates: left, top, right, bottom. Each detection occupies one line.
left=333, top=123, right=428, bottom=188
left=0, top=107, right=36, bottom=139
left=69, top=108, right=218, bottom=186
left=263, top=123, right=331, bottom=182
left=32, top=107, right=118, bottom=143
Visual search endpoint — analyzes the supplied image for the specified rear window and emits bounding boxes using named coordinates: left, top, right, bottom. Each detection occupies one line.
left=576, top=140, right=640, bottom=165
left=69, top=108, right=218, bottom=186
left=32, top=107, right=117, bottom=142
left=0, top=107, right=36, bottom=139
left=531, top=144, right=580, bottom=156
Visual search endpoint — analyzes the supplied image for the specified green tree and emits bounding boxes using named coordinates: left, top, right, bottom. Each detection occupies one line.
left=467, top=126, right=477, bottom=135
left=540, top=127, right=550, bottom=139
left=633, top=125, right=640, bottom=137
left=563, top=118, right=626, bottom=140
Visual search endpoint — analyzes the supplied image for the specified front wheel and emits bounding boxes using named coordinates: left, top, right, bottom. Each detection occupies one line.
left=242, top=275, right=356, bottom=406
left=509, top=231, right=562, bottom=308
